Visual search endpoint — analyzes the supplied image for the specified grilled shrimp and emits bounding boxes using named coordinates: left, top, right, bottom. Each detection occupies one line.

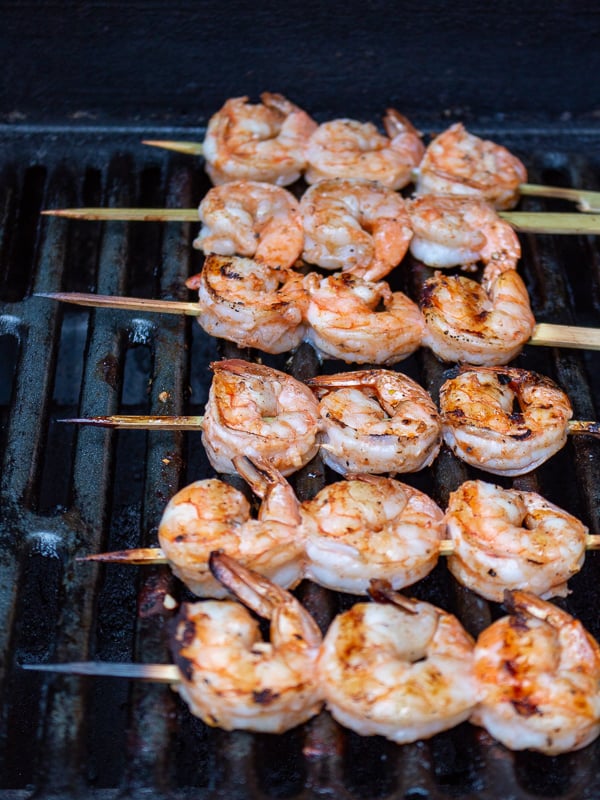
left=472, top=591, right=600, bottom=754
left=308, top=369, right=441, bottom=475
left=445, top=480, right=587, bottom=601
left=159, top=456, right=304, bottom=598
left=202, top=93, right=317, bottom=186
left=318, top=582, right=476, bottom=743
left=194, top=181, right=304, bottom=269
left=186, top=254, right=306, bottom=354
left=301, top=475, right=445, bottom=594
left=439, top=367, right=573, bottom=476
left=171, top=552, right=323, bottom=733
left=303, top=272, right=425, bottom=365
left=415, top=122, right=527, bottom=210
left=300, top=178, right=413, bottom=281
left=201, top=359, right=320, bottom=476
left=407, top=195, right=521, bottom=278
left=305, top=109, right=424, bottom=189
left=421, top=268, right=535, bottom=365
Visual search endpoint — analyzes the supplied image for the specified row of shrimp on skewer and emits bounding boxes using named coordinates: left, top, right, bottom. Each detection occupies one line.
left=35, top=550, right=600, bottom=756
left=168, top=92, right=530, bottom=211
left=89, top=451, right=596, bottom=605
left=155, top=358, right=583, bottom=480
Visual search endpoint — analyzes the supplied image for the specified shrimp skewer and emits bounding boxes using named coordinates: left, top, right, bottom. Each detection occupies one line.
left=421, top=266, right=536, bottom=366
left=185, top=254, right=307, bottom=354
left=200, top=93, right=317, bottom=186
left=201, top=358, right=320, bottom=477
left=305, top=109, right=424, bottom=189
left=308, top=369, right=441, bottom=475
left=407, top=194, right=521, bottom=279
left=303, top=272, right=425, bottom=365
left=193, top=181, right=303, bottom=269
left=445, top=480, right=588, bottom=601
left=439, top=366, right=574, bottom=476
left=172, top=551, right=324, bottom=732
left=301, top=475, right=445, bottom=595
left=157, top=455, right=304, bottom=598
left=300, top=178, right=413, bottom=282
left=318, top=580, right=477, bottom=743
left=472, top=591, right=600, bottom=754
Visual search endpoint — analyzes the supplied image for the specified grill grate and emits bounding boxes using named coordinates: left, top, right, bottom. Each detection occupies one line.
left=1, top=123, right=600, bottom=798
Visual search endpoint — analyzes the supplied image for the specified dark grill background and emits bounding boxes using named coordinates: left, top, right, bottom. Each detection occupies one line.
left=2, top=3, right=600, bottom=796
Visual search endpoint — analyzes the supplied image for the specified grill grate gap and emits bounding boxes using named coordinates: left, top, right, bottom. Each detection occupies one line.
left=63, top=166, right=104, bottom=294
left=0, top=164, right=46, bottom=302
left=129, top=164, right=166, bottom=299
left=0, top=333, right=19, bottom=459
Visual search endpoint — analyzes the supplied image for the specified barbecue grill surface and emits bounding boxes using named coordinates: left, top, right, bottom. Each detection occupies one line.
left=1, top=120, right=600, bottom=800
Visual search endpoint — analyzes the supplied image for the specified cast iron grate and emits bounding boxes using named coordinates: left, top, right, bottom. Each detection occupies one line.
left=1, top=122, right=600, bottom=799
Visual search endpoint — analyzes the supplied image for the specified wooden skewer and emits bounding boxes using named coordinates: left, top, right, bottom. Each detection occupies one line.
left=79, top=533, right=600, bottom=566
left=519, top=183, right=600, bottom=213
left=22, top=661, right=180, bottom=682
left=142, top=139, right=204, bottom=156
left=39, top=207, right=600, bottom=233
left=35, top=293, right=600, bottom=354
left=137, top=139, right=600, bottom=213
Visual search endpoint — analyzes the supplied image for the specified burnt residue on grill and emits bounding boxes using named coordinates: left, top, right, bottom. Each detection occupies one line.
left=1, top=124, right=600, bottom=800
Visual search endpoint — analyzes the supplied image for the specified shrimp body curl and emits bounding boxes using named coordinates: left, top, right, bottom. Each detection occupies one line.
left=300, top=475, right=445, bottom=594
left=305, top=110, right=424, bottom=189
left=159, top=457, right=304, bottom=598
left=472, top=591, right=600, bottom=754
left=201, top=359, right=320, bottom=476
left=439, top=367, right=573, bottom=476
left=300, top=178, right=413, bottom=281
left=407, top=194, right=521, bottom=277
left=171, top=553, right=323, bottom=733
left=308, top=369, right=441, bottom=475
left=194, top=181, right=304, bottom=269
left=415, top=122, right=527, bottom=210
left=186, top=255, right=307, bottom=354
left=202, top=93, right=317, bottom=186
left=318, top=585, right=477, bottom=743
left=445, top=480, right=587, bottom=601
left=421, top=268, right=535, bottom=366
left=303, top=272, right=425, bottom=365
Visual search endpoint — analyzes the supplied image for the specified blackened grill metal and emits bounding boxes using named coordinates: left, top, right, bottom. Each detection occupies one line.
left=1, top=123, right=600, bottom=800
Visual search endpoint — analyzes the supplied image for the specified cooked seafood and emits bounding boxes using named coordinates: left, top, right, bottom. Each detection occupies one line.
left=171, top=552, right=323, bottom=732
left=301, top=475, right=445, bottom=594
left=445, top=480, right=587, bottom=601
left=194, top=181, right=304, bottom=268
left=202, top=93, right=317, bottom=185
left=185, top=254, right=307, bottom=353
left=318, top=581, right=477, bottom=743
left=439, top=367, right=573, bottom=476
left=414, top=122, right=527, bottom=209
left=472, top=591, right=600, bottom=754
left=159, top=456, right=304, bottom=598
left=201, top=359, right=320, bottom=476
left=304, top=110, right=424, bottom=189
left=421, top=268, right=535, bottom=365
left=303, top=272, right=425, bottom=365
left=407, top=194, right=521, bottom=277
left=308, top=369, right=441, bottom=475
left=300, top=178, right=413, bottom=281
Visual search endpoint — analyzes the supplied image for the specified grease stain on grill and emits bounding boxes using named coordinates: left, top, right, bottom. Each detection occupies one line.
left=96, top=352, right=120, bottom=389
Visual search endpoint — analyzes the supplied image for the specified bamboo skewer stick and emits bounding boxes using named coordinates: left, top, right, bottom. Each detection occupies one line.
left=142, top=139, right=204, bottom=156
left=78, top=532, right=600, bottom=566
left=34, top=292, right=600, bottom=354
left=137, top=138, right=600, bottom=213
left=22, top=661, right=180, bottom=682
left=39, top=207, right=600, bottom=233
